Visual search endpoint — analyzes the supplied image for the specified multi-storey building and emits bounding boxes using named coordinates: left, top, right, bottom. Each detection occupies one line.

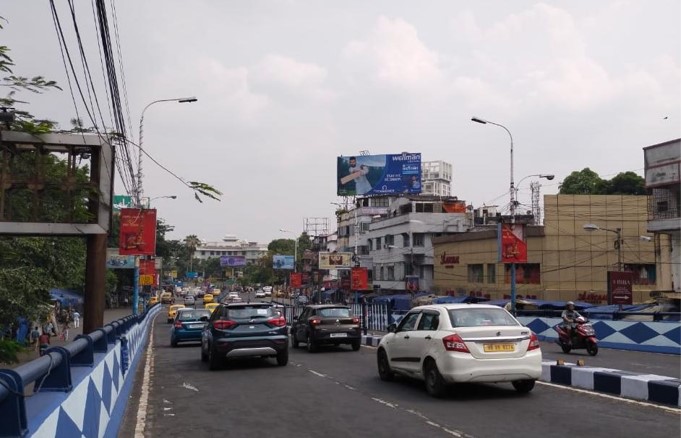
left=194, top=234, right=268, bottom=264
left=421, top=160, right=453, bottom=196
left=644, top=138, right=680, bottom=294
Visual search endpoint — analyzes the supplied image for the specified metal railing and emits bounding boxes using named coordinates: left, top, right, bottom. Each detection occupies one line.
left=0, top=303, right=159, bottom=437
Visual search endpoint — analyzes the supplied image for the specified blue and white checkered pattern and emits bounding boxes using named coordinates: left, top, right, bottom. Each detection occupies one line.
left=517, top=317, right=681, bottom=355
left=28, top=306, right=160, bottom=438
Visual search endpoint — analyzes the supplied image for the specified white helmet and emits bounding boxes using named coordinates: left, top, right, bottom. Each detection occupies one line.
left=567, top=301, right=575, bottom=306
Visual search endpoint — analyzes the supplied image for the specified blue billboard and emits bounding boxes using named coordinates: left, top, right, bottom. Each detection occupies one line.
left=273, top=255, right=295, bottom=270
left=337, top=153, right=422, bottom=196
left=220, top=255, right=247, bottom=267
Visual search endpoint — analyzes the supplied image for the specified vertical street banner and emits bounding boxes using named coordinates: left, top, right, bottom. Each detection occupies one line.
left=119, top=208, right=157, bottom=256
left=351, top=267, right=369, bottom=290
left=290, top=272, right=303, bottom=288
left=139, top=258, right=158, bottom=286
left=608, top=271, right=634, bottom=305
left=405, top=275, right=419, bottom=293
left=499, top=223, right=528, bottom=263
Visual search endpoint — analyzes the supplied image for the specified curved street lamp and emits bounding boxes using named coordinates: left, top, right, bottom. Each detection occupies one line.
left=137, top=97, right=198, bottom=205
left=583, top=223, right=623, bottom=271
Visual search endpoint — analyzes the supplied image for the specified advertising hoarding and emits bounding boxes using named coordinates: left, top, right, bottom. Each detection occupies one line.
left=318, top=252, right=354, bottom=269
left=220, top=255, right=247, bottom=267
left=290, top=272, right=303, bottom=288
left=405, top=275, right=420, bottom=292
left=499, top=223, right=528, bottom=264
left=118, top=208, right=157, bottom=256
left=351, top=267, right=369, bottom=290
left=337, top=153, right=422, bottom=196
left=106, top=248, right=135, bottom=269
left=608, top=271, right=634, bottom=305
left=273, top=255, right=295, bottom=270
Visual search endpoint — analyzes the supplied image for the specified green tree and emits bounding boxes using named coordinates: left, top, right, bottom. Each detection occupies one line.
left=604, top=171, right=646, bottom=195
left=184, top=235, right=201, bottom=273
left=559, top=168, right=606, bottom=194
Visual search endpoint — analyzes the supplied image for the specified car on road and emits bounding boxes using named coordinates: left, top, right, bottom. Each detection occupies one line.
left=263, top=286, right=273, bottom=296
left=376, top=304, right=542, bottom=398
left=291, top=305, right=361, bottom=352
left=204, top=302, right=219, bottom=314
left=227, top=292, right=240, bottom=302
left=171, top=308, right=211, bottom=347
left=201, top=303, right=289, bottom=370
left=184, top=295, right=196, bottom=306
left=167, top=304, right=186, bottom=323
left=203, top=293, right=214, bottom=304
left=254, top=289, right=266, bottom=298
left=161, top=291, right=174, bottom=304
left=148, top=296, right=159, bottom=306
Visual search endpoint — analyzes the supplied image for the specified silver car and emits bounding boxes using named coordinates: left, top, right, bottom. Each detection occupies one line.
left=184, top=295, right=196, bottom=306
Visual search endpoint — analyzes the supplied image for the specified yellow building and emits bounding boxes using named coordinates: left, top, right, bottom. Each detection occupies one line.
left=432, top=195, right=664, bottom=304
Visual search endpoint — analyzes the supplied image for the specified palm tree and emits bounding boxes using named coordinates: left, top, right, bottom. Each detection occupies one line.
left=184, top=235, right=201, bottom=273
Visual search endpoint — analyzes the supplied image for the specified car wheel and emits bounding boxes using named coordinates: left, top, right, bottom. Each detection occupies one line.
left=424, top=359, right=447, bottom=398
left=377, top=349, right=394, bottom=381
left=208, top=345, right=222, bottom=371
left=200, top=344, right=208, bottom=362
left=276, top=349, right=289, bottom=366
left=512, top=379, right=536, bottom=394
left=351, top=340, right=361, bottom=351
left=292, top=333, right=299, bottom=349
left=306, top=333, right=318, bottom=353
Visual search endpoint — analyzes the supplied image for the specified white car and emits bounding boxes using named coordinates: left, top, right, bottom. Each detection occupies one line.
left=255, top=290, right=266, bottom=298
left=227, top=292, right=240, bottom=302
left=376, top=304, right=542, bottom=397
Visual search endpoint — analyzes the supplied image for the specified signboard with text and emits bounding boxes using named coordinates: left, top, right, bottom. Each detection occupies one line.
left=290, top=272, right=303, bottom=288
left=351, top=267, right=369, bottom=290
left=608, top=271, right=634, bottom=305
left=220, top=255, right=247, bottom=267
left=337, top=153, right=422, bottom=196
left=318, top=252, right=353, bottom=269
left=113, top=195, right=133, bottom=212
left=499, top=223, right=528, bottom=264
left=118, top=208, right=157, bottom=256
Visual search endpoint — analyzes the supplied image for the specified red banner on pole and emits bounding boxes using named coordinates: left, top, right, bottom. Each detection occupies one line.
left=500, top=223, right=527, bottom=263
left=608, top=271, right=634, bottom=305
left=139, top=259, right=158, bottom=286
left=351, top=267, right=369, bottom=290
left=290, top=272, right=303, bottom=288
left=119, top=209, right=157, bottom=256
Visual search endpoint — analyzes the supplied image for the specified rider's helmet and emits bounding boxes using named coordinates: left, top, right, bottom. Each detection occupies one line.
left=566, top=301, right=575, bottom=307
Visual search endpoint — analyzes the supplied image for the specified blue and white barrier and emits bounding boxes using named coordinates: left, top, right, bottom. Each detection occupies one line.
left=0, top=305, right=160, bottom=438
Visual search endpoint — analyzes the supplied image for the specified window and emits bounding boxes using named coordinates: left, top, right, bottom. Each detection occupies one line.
left=487, top=264, right=496, bottom=284
left=504, top=264, right=541, bottom=284
left=371, top=197, right=389, bottom=207
left=623, top=264, right=656, bottom=285
left=376, top=237, right=382, bottom=248
left=318, top=308, right=351, bottom=318
left=397, top=312, right=420, bottom=332
left=413, top=233, right=425, bottom=247
left=379, top=267, right=384, bottom=281
left=361, top=222, right=370, bottom=232
left=403, top=233, right=410, bottom=248
left=468, top=264, right=484, bottom=283
left=449, top=308, right=520, bottom=327
left=368, top=240, right=373, bottom=251
left=417, top=313, right=440, bottom=330
left=387, top=266, right=395, bottom=280
left=385, top=235, right=394, bottom=246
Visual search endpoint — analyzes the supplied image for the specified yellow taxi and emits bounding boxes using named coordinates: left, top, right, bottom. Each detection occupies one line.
left=148, top=296, right=159, bottom=306
left=203, top=293, right=214, bottom=304
left=167, top=304, right=185, bottom=323
left=204, top=302, right=220, bottom=314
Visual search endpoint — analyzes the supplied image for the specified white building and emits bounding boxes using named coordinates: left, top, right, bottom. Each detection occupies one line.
left=194, top=234, right=268, bottom=264
left=421, top=160, right=453, bottom=197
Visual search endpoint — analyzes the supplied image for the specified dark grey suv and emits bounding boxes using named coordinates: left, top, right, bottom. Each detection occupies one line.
left=290, top=305, right=361, bottom=352
left=201, top=303, right=288, bottom=370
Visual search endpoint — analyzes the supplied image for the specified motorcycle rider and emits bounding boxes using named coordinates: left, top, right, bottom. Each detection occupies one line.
left=561, top=301, right=583, bottom=345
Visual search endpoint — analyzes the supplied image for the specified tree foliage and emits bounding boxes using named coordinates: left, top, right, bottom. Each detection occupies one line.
left=559, top=168, right=645, bottom=195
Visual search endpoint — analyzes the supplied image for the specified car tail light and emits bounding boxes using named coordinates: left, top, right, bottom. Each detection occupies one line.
left=352, top=317, right=360, bottom=324
left=268, top=316, right=286, bottom=327
left=527, top=332, right=540, bottom=351
left=174, top=321, right=183, bottom=329
left=442, top=333, right=470, bottom=353
left=309, top=318, right=321, bottom=326
left=213, top=320, right=237, bottom=330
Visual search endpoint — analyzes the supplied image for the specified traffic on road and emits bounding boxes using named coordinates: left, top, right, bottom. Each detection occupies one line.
left=117, top=287, right=680, bottom=438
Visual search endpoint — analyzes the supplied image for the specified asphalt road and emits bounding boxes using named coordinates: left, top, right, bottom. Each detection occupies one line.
left=119, top=306, right=680, bottom=438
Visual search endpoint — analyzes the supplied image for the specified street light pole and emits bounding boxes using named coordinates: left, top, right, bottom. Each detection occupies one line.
left=137, top=97, right=197, bottom=205
left=584, top=224, right=623, bottom=271
left=472, top=116, right=518, bottom=315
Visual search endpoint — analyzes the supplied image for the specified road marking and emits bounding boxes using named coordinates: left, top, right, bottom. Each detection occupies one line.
left=134, top=313, right=158, bottom=437
left=371, top=397, right=398, bottom=408
left=309, top=370, right=326, bottom=378
left=182, top=382, right=199, bottom=392
left=537, top=381, right=681, bottom=413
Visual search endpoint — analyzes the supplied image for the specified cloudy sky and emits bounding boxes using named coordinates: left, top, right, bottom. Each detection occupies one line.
left=3, top=1, right=680, bottom=244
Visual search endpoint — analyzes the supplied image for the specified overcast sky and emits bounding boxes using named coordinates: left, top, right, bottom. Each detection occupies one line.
left=3, top=1, right=680, bottom=244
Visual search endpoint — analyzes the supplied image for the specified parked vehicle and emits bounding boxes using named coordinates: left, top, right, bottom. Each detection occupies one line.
left=554, top=316, right=598, bottom=356
left=201, top=303, right=288, bottom=370
left=376, top=304, right=542, bottom=397
left=291, top=305, right=361, bottom=352
left=171, top=308, right=211, bottom=347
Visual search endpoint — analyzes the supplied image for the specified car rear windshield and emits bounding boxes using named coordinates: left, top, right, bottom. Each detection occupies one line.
left=318, top=308, right=351, bottom=318
left=219, top=306, right=275, bottom=319
left=448, top=308, right=519, bottom=327
left=178, top=310, right=210, bottom=321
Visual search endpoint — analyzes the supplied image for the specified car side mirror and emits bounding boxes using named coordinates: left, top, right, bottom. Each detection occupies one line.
left=387, top=323, right=397, bottom=333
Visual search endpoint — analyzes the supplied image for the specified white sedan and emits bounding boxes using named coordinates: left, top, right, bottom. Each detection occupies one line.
left=255, top=290, right=266, bottom=298
left=376, top=303, right=542, bottom=397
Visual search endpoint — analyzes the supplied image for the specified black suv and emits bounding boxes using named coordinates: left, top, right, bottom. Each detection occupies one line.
left=290, top=305, right=361, bottom=352
left=201, top=303, right=288, bottom=370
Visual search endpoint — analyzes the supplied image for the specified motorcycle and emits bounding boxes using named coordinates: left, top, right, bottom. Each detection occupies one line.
left=554, top=316, right=598, bottom=356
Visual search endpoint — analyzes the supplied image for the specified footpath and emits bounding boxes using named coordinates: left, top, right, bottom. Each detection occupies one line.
left=8, top=307, right=135, bottom=369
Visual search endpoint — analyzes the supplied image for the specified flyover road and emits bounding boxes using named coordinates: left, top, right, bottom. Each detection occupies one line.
left=119, top=312, right=680, bottom=438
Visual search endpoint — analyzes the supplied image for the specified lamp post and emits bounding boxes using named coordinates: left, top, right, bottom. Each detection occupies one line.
left=137, top=97, right=197, bottom=205
left=472, top=116, right=519, bottom=315
left=279, top=229, right=298, bottom=272
left=583, top=224, right=623, bottom=271
left=142, top=195, right=177, bottom=209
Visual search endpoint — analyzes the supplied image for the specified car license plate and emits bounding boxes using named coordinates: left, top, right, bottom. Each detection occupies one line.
left=330, top=333, right=347, bottom=338
left=189, top=324, right=203, bottom=329
left=483, top=343, right=515, bottom=352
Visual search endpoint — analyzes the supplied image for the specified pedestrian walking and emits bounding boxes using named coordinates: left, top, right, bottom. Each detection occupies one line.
left=30, top=326, right=41, bottom=351
left=72, top=310, right=80, bottom=328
